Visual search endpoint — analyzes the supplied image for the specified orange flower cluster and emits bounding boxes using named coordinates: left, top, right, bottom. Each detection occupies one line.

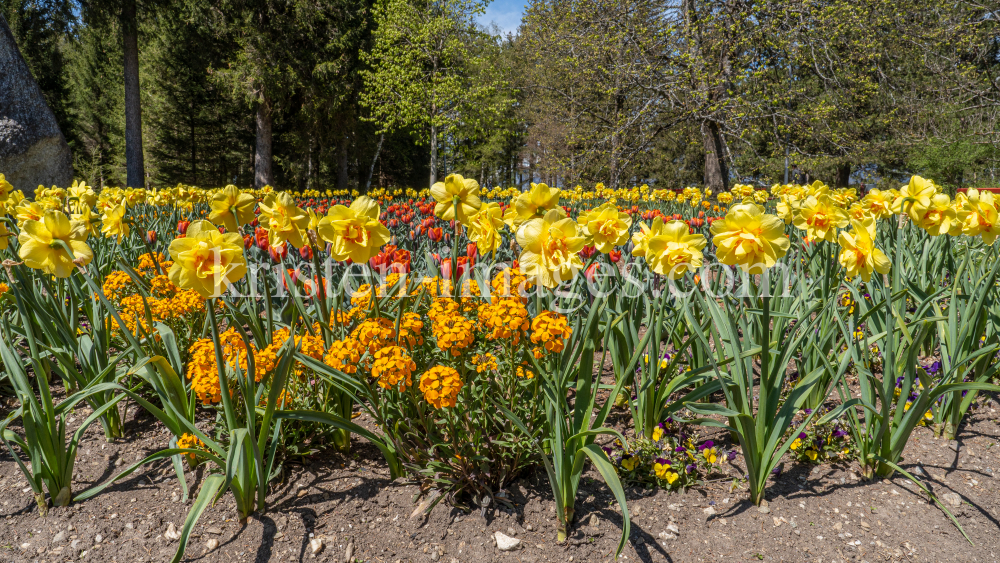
left=371, top=346, right=416, bottom=390
left=351, top=318, right=397, bottom=353
left=324, top=339, right=364, bottom=374
left=431, top=315, right=475, bottom=356
left=419, top=365, right=463, bottom=408
left=478, top=297, right=530, bottom=343
left=530, top=311, right=572, bottom=357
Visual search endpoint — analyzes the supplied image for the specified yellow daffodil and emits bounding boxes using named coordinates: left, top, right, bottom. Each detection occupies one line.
left=0, top=221, right=10, bottom=250
left=516, top=209, right=585, bottom=288
left=258, top=191, right=309, bottom=249
left=847, top=203, right=871, bottom=222
left=317, top=196, right=390, bottom=263
left=837, top=218, right=890, bottom=282
left=913, top=193, right=959, bottom=236
left=645, top=220, right=707, bottom=278
left=792, top=194, right=848, bottom=243
left=15, top=199, right=44, bottom=228
left=67, top=180, right=97, bottom=213
left=0, top=174, right=12, bottom=201
left=710, top=202, right=790, bottom=273
left=209, top=185, right=256, bottom=233
left=503, top=183, right=560, bottom=229
left=577, top=202, right=632, bottom=253
left=467, top=202, right=505, bottom=257
left=775, top=194, right=800, bottom=224
left=958, top=189, right=1000, bottom=244
left=861, top=189, right=894, bottom=219
left=100, top=205, right=130, bottom=242
left=71, top=207, right=97, bottom=237
left=18, top=210, right=94, bottom=278
left=430, top=173, right=481, bottom=225
left=167, top=220, right=247, bottom=298
left=631, top=217, right=666, bottom=258
left=891, top=176, right=937, bottom=216
left=306, top=208, right=323, bottom=232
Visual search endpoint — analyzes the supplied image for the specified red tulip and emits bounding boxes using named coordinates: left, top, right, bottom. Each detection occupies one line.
left=300, top=245, right=313, bottom=260
left=585, top=262, right=601, bottom=284
left=609, top=250, right=622, bottom=263
left=146, top=230, right=156, bottom=245
left=255, top=227, right=269, bottom=251
left=177, top=220, right=190, bottom=234
left=269, top=243, right=287, bottom=262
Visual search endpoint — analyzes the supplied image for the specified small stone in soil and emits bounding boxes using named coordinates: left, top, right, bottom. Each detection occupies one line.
left=495, top=531, right=521, bottom=551
left=309, top=538, right=324, bottom=554
left=206, top=538, right=219, bottom=551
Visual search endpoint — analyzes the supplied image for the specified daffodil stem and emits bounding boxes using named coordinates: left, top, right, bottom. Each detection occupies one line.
left=451, top=196, right=460, bottom=301
left=207, top=302, right=238, bottom=430
left=309, top=244, right=330, bottom=344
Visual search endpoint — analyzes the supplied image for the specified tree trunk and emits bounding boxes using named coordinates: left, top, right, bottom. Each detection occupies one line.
left=122, top=0, right=144, bottom=188
left=365, top=133, right=384, bottom=192
left=835, top=163, right=851, bottom=187
left=701, top=120, right=728, bottom=191
left=190, top=116, right=197, bottom=184
left=337, top=133, right=349, bottom=192
left=429, top=121, right=437, bottom=186
left=254, top=96, right=273, bottom=188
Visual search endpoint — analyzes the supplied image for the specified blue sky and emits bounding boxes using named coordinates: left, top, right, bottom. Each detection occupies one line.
left=477, top=0, right=526, bottom=36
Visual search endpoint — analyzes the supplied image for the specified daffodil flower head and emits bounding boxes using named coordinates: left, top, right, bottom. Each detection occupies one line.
left=709, top=202, right=790, bottom=273
left=167, top=220, right=247, bottom=298
left=516, top=209, right=586, bottom=288
left=645, top=220, right=707, bottom=279
left=18, top=210, right=94, bottom=278
left=258, top=191, right=310, bottom=249
left=467, top=202, right=505, bottom=256
left=792, top=194, right=849, bottom=243
left=430, top=173, right=482, bottom=225
left=631, top=217, right=665, bottom=258
left=891, top=175, right=937, bottom=216
left=913, top=193, right=959, bottom=236
left=504, top=182, right=561, bottom=229
left=958, top=188, right=1000, bottom=244
left=577, top=202, right=632, bottom=253
left=100, top=205, right=130, bottom=242
left=209, top=185, right=257, bottom=233
left=317, top=195, right=391, bottom=263
left=860, top=189, right=894, bottom=220
left=837, top=218, right=890, bottom=282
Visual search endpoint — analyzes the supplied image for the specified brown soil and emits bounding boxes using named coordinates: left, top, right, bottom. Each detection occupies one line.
left=0, top=397, right=998, bottom=563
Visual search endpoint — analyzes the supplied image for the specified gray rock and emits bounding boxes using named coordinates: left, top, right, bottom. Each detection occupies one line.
left=52, top=531, right=65, bottom=543
left=494, top=531, right=521, bottom=551
left=309, top=538, right=324, bottom=554
left=942, top=492, right=962, bottom=507
left=0, top=15, right=72, bottom=195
